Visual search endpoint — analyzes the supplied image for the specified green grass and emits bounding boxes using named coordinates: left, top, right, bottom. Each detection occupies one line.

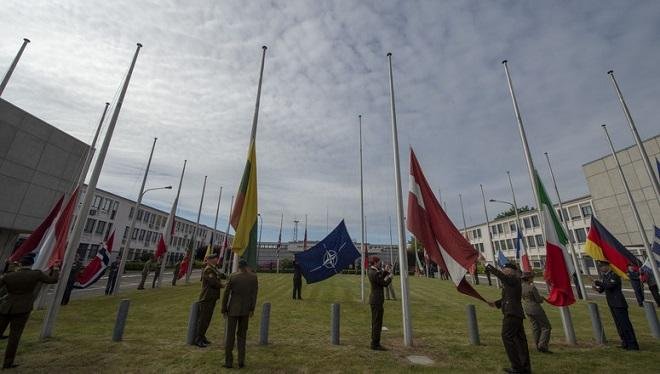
left=11, top=274, right=660, bottom=373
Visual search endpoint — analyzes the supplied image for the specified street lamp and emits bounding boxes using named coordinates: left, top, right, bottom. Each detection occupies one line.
left=141, top=185, right=172, bottom=198
left=257, top=213, right=263, bottom=269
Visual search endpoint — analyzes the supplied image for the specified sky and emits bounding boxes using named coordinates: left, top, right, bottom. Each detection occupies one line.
left=1, top=0, right=659, bottom=244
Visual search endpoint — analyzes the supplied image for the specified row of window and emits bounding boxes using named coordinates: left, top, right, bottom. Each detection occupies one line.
left=83, top=218, right=113, bottom=237
left=91, top=195, right=119, bottom=219
left=128, top=207, right=210, bottom=239
left=491, top=227, right=589, bottom=252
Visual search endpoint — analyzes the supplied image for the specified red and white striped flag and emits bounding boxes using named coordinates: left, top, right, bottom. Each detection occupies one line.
left=406, top=148, right=486, bottom=302
left=9, top=195, right=64, bottom=263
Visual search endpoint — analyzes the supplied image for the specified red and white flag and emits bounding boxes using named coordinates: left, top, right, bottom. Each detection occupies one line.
left=32, top=187, right=80, bottom=271
left=9, top=195, right=64, bottom=263
left=154, top=196, right=178, bottom=260
left=406, top=148, right=486, bottom=302
left=74, top=230, right=114, bottom=289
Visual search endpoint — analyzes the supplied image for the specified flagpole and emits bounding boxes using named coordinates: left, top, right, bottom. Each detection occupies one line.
left=480, top=184, right=500, bottom=288
left=221, top=195, right=234, bottom=274
left=602, top=125, right=660, bottom=285
left=41, top=43, right=142, bottom=339
left=359, top=114, right=366, bottom=303
left=213, top=187, right=223, bottom=239
left=186, top=175, right=207, bottom=282
left=276, top=211, right=283, bottom=274
left=543, top=153, right=588, bottom=299
left=459, top=193, right=468, bottom=234
left=506, top=171, right=536, bottom=268
left=156, top=160, right=186, bottom=287
left=502, top=59, right=576, bottom=345
left=388, top=216, right=394, bottom=266
left=607, top=71, right=660, bottom=201
left=0, top=38, right=30, bottom=97
left=387, top=52, right=412, bottom=347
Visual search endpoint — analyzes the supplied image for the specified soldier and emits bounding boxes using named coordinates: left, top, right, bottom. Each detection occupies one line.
left=292, top=260, right=302, bottom=300
left=222, top=259, right=258, bottom=369
left=172, top=258, right=182, bottom=286
left=484, top=261, right=531, bottom=374
left=105, top=258, right=119, bottom=295
left=195, top=253, right=223, bottom=347
left=0, top=256, right=59, bottom=369
left=626, top=263, right=644, bottom=307
left=385, top=265, right=396, bottom=301
left=640, top=267, right=660, bottom=307
left=521, top=272, right=552, bottom=353
left=593, top=261, right=639, bottom=350
left=61, top=255, right=81, bottom=305
left=137, top=256, right=153, bottom=290
left=367, top=256, right=392, bottom=350
left=151, top=258, right=161, bottom=289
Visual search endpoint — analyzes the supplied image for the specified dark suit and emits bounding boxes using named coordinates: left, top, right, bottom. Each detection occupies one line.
left=221, top=270, right=258, bottom=367
left=486, top=264, right=530, bottom=373
left=594, top=270, right=638, bottom=350
left=105, top=261, right=118, bottom=295
left=522, top=281, right=551, bottom=351
left=368, top=265, right=392, bottom=348
left=196, top=265, right=223, bottom=344
left=0, top=267, right=59, bottom=367
left=627, top=269, right=644, bottom=306
left=292, top=263, right=302, bottom=299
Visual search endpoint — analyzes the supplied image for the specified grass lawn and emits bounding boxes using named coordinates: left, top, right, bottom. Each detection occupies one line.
left=10, top=273, right=660, bottom=373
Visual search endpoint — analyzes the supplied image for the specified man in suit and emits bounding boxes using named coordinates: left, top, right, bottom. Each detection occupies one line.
left=292, top=260, right=302, bottom=300
left=105, top=258, right=119, bottom=295
left=195, top=253, right=223, bottom=347
left=593, top=261, right=639, bottom=350
left=521, top=272, right=552, bottom=353
left=222, top=259, right=258, bottom=369
left=0, top=256, right=59, bottom=369
left=367, top=256, right=392, bottom=351
left=137, top=256, right=153, bottom=290
left=484, top=261, right=531, bottom=374
left=626, top=263, right=644, bottom=307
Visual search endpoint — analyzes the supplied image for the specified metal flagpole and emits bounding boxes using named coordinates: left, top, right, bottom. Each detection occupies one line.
left=276, top=211, right=283, bottom=274
left=602, top=125, right=660, bottom=285
left=506, top=171, right=539, bottom=267
left=41, top=43, right=142, bottom=339
left=186, top=176, right=207, bottom=282
left=221, top=195, right=234, bottom=275
left=502, top=59, right=576, bottom=345
left=359, top=114, right=366, bottom=303
left=544, top=153, right=588, bottom=299
left=212, top=186, right=223, bottom=251
left=480, top=184, right=500, bottom=288
left=459, top=193, right=468, bottom=234
left=232, top=45, right=267, bottom=274
left=0, top=38, right=30, bottom=96
left=115, top=137, right=157, bottom=292
left=387, top=52, right=412, bottom=347
left=156, top=160, right=186, bottom=287
left=607, top=71, right=660, bottom=201
left=388, top=216, right=394, bottom=266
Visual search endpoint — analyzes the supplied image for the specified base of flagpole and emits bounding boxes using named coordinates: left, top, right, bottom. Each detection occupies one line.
left=559, top=306, right=577, bottom=345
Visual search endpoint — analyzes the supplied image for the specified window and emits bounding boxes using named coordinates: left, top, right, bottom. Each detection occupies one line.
left=145, top=231, right=152, bottom=242
left=129, top=207, right=134, bottom=218
left=152, top=232, right=158, bottom=243
left=509, top=222, right=517, bottom=232
left=156, top=216, right=162, bottom=227
left=92, top=196, right=102, bottom=209
left=132, top=228, right=138, bottom=239
left=580, top=204, right=593, bottom=218
left=490, top=225, right=497, bottom=236
left=88, top=244, right=99, bottom=260
left=105, top=223, right=113, bottom=238
left=150, top=214, right=156, bottom=224
left=568, top=229, right=576, bottom=244
left=143, top=212, right=150, bottom=223
left=136, top=209, right=144, bottom=220
left=556, top=209, right=564, bottom=222
left=527, top=236, right=536, bottom=248
left=84, top=218, right=96, bottom=233
left=568, top=206, right=581, bottom=220
left=497, top=224, right=503, bottom=234
left=506, top=239, right=514, bottom=250
left=535, top=234, right=544, bottom=247
left=95, top=221, right=106, bottom=234
left=139, top=229, right=146, bottom=240
left=575, top=228, right=587, bottom=243
left=531, top=215, right=540, bottom=227
left=123, top=226, right=129, bottom=239
left=176, top=222, right=181, bottom=231
left=476, top=228, right=482, bottom=238
left=523, top=217, right=531, bottom=229
left=102, top=199, right=111, bottom=211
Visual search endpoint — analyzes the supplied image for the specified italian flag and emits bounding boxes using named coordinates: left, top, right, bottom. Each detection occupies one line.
left=535, top=170, right=575, bottom=307
left=230, top=139, right=258, bottom=269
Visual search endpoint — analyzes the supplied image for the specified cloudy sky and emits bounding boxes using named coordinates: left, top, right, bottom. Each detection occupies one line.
left=1, top=0, right=659, bottom=244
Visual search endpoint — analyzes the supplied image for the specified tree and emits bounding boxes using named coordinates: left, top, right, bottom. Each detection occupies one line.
left=495, top=205, right=533, bottom=219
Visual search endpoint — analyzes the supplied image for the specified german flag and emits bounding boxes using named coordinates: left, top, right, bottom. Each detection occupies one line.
left=584, top=216, right=641, bottom=279
left=230, top=139, right=258, bottom=269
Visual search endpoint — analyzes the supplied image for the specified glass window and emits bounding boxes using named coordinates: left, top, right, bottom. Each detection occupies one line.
left=136, top=209, right=144, bottom=220
left=494, top=241, right=500, bottom=251
left=505, top=239, right=512, bottom=250
left=476, top=228, right=482, bottom=238
left=556, top=209, right=563, bottom=222
left=102, top=199, right=111, bottom=211
left=580, top=204, right=593, bottom=217
left=523, top=217, right=531, bottom=229
left=92, top=196, right=102, bottom=209
left=490, top=225, right=497, bottom=236
left=132, top=228, right=138, bottom=239
left=150, top=214, right=156, bottom=224
left=176, top=222, right=181, bottom=231
left=509, top=222, right=517, bottom=232
left=143, top=212, right=150, bottom=223
left=497, top=224, right=503, bottom=234
left=88, top=244, right=99, bottom=260
left=129, top=207, right=134, bottom=218
left=527, top=236, right=536, bottom=248
left=152, top=233, right=158, bottom=243
left=145, top=231, right=152, bottom=242
left=575, top=228, right=587, bottom=243
left=105, top=223, right=113, bottom=237
left=568, top=229, right=576, bottom=244
left=535, top=234, right=544, bottom=247
left=123, top=226, right=129, bottom=239
left=95, top=221, right=106, bottom=234
left=139, top=229, right=146, bottom=240
left=155, top=215, right=162, bottom=227
left=84, top=218, right=96, bottom=233
left=568, top=206, right=581, bottom=220
left=531, top=215, right=540, bottom=227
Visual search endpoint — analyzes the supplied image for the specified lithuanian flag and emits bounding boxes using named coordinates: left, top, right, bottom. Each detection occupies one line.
left=584, top=216, right=641, bottom=279
left=230, top=139, right=258, bottom=269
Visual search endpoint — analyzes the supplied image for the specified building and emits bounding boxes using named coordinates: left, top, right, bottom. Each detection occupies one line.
left=582, top=133, right=659, bottom=249
left=75, top=186, right=231, bottom=265
left=462, top=195, right=595, bottom=272
left=0, top=98, right=88, bottom=264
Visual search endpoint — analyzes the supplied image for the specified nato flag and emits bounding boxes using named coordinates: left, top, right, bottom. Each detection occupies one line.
left=294, top=220, right=360, bottom=284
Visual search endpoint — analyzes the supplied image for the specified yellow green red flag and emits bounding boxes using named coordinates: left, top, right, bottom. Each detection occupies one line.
left=230, top=139, right=258, bottom=268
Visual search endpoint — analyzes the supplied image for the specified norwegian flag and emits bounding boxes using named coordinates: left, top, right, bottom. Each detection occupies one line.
left=406, top=148, right=486, bottom=302
left=74, top=231, right=115, bottom=289
left=155, top=196, right=178, bottom=259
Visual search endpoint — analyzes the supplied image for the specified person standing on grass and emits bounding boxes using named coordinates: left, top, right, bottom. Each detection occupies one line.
left=640, top=267, right=660, bottom=307
left=151, top=258, right=161, bottom=289
left=626, top=263, right=644, bottom=307
left=222, top=259, right=258, bottom=369
left=105, top=258, right=119, bottom=295
left=137, top=255, right=153, bottom=290
left=0, top=256, right=59, bottom=369
left=172, top=258, right=182, bottom=286
left=593, top=261, right=639, bottom=350
left=521, top=272, right=552, bottom=353
left=292, top=259, right=302, bottom=299
left=483, top=260, right=531, bottom=374
left=367, top=256, right=392, bottom=351
left=385, top=263, right=396, bottom=301
left=195, top=253, right=223, bottom=348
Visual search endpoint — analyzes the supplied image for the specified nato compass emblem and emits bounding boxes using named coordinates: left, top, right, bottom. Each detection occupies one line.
left=311, top=242, right=346, bottom=273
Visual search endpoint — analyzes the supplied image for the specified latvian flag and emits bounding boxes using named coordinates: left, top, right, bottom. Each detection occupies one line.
left=74, top=231, right=115, bottom=289
left=407, top=148, right=486, bottom=302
